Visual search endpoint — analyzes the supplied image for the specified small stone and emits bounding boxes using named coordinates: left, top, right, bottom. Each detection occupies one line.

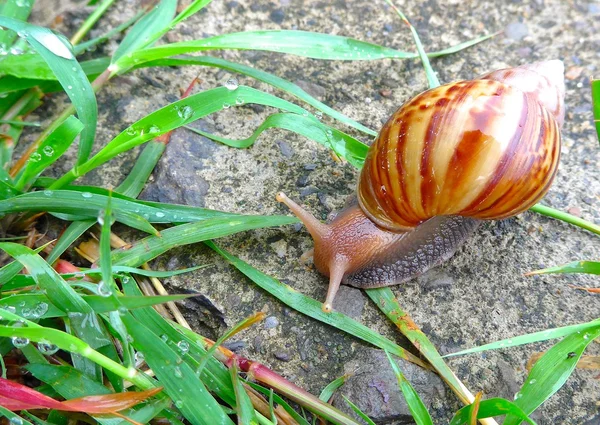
left=269, top=9, right=285, bottom=24
left=304, top=163, right=317, bottom=171
left=222, top=340, right=246, bottom=352
left=264, top=316, right=279, bottom=329
left=505, top=21, right=529, bottom=41
left=565, top=66, right=584, bottom=80
left=568, top=206, right=582, bottom=217
left=299, top=187, right=319, bottom=197
left=296, top=174, right=309, bottom=187
left=332, top=286, right=366, bottom=319
left=274, top=351, right=291, bottom=361
left=276, top=140, right=295, bottom=158
left=379, top=89, right=392, bottom=97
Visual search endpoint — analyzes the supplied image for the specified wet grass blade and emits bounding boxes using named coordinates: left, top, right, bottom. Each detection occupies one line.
left=110, top=0, right=177, bottom=65
left=52, top=85, right=309, bottom=187
left=0, top=17, right=97, bottom=165
left=318, top=374, right=349, bottom=402
left=186, top=112, right=368, bottom=169
left=592, top=79, right=600, bottom=143
left=14, top=116, right=83, bottom=191
left=450, top=398, right=537, bottom=425
left=110, top=215, right=298, bottom=267
left=46, top=219, right=95, bottom=264
left=444, top=318, right=600, bottom=357
left=504, top=325, right=600, bottom=425
left=115, top=30, right=494, bottom=73
left=70, top=0, right=117, bottom=45
left=342, top=397, right=376, bottom=425
left=526, top=260, right=600, bottom=276
left=120, top=311, right=236, bottom=425
left=384, top=350, right=433, bottom=425
left=206, top=241, right=427, bottom=368
left=0, top=0, right=34, bottom=47
left=137, top=56, right=376, bottom=136
left=230, top=362, right=259, bottom=425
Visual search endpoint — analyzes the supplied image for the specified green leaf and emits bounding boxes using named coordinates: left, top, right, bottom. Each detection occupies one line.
left=14, top=115, right=84, bottom=191
left=0, top=0, right=34, bottom=47
left=137, top=55, right=376, bottom=136
left=186, top=112, right=368, bottom=169
left=526, top=260, right=600, bottom=276
left=230, top=363, right=259, bottom=425
left=444, top=318, right=600, bottom=357
left=384, top=350, right=433, bottom=425
left=111, top=0, right=177, bottom=64
left=120, top=312, right=235, bottom=425
left=111, top=215, right=298, bottom=267
left=318, top=374, right=349, bottom=402
left=0, top=17, right=98, bottom=165
left=449, top=398, right=537, bottom=425
left=504, top=325, right=600, bottom=424
left=206, top=241, right=426, bottom=367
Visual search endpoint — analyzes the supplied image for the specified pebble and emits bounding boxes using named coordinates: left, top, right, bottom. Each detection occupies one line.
left=276, top=140, right=295, bottom=158
left=505, top=21, right=529, bottom=41
left=274, top=351, right=291, bottom=362
left=264, top=316, right=279, bottom=329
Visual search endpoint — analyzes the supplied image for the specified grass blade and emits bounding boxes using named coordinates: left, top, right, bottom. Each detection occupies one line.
left=70, top=0, right=117, bottom=45
left=137, top=56, right=376, bottom=136
left=0, top=17, right=98, bottom=165
left=206, top=241, right=427, bottom=368
left=450, top=398, right=537, bottom=425
left=230, top=362, right=260, bottom=425
left=526, top=260, right=600, bottom=276
left=110, top=0, right=177, bottom=65
left=384, top=350, right=434, bottom=425
left=111, top=215, right=298, bottom=267
left=529, top=203, right=600, bottom=236
left=504, top=325, right=600, bottom=425
left=342, top=396, right=376, bottom=425
left=0, top=0, right=34, bottom=47
left=592, top=79, right=600, bottom=143
left=318, top=374, right=350, bottom=402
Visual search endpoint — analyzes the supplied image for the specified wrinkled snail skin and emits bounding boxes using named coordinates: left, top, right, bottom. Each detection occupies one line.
left=277, top=60, right=565, bottom=313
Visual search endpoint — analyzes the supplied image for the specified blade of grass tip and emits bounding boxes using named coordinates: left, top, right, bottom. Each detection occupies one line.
left=0, top=17, right=98, bottom=166
left=383, top=0, right=440, bottom=88
left=109, top=0, right=177, bottom=67
left=449, top=398, right=537, bottom=425
left=503, top=325, right=600, bottom=425
left=366, top=288, right=496, bottom=425
left=444, top=318, right=600, bottom=358
left=205, top=241, right=427, bottom=368
left=70, top=0, right=117, bottom=45
left=592, top=79, right=600, bottom=143
left=529, top=203, right=600, bottom=236
left=136, top=56, right=377, bottom=136
left=196, top=312, right=266, bottom=375
left=342, top=396, right=377, bottom=425
left=318, top=374, right=351, bottom=403
left=74, top=11, right=145, bottom=55
left=230, top=361, right=260, bottom=425
left=384, top=350, right=434, bottom=425
left=525, top=260, right=600, bottom=276
left=119, top=311, right=236, bottom=425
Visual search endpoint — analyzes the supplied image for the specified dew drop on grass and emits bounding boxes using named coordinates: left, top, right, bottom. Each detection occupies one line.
left=315, top=111, right=323, bottom=120
left=177, top=105, right=193, bottom=120
left=30, top=152, right=41, bottom=162
left=97, top=280, right=111, bottom=297
left=36, top=32, right=74, bottom=59
left=42, top=146, right=54, bottom=156
left=529, top=379, right=537, bottom=385
left=126, top=127, right=137, bottom=136
left=16, top=31, right=28, bottom=39
left=38, top=342, right=59, bottom=355
left=177, top=340, right=189, bottom=354
left=235, top=97, right=244, bottom=105
left=514, top=392, right=522, bottom=400
left=43, top=189, right=53, bottom=196
left=155, top=211, right=165, bottom=218
left=34, top=302, right=48, bottom=318
left=160, top=334, right=168, bottom=342
left=9, top=417, right=23, bottom=425
left=175, top=400, right=184, bottom=409
left=148, top=125, right=160, bottom=134
left=223, top=78, right=239, bottom=90
left=97, top=212, right=104, bottom=226
left=118, top=306, right=128, bottom=316
left=6, top=306, right=16, bottom=314
left=81, top=192, right=93, bottom=199
left=174, top=367, right=183, bottom=378
left=11, top=336, right=29, bottom=348
left=584, top=333, right=589, bottom=340
left=67, top=85, right=73, bottom=90
left=222, top=103, right=231, bottom=109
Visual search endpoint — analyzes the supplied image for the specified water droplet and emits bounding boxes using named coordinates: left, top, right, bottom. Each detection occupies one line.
left=30, top=152, right=41, bottom=162
left=67, top=85, right=73, bottom=90
left=155, top=211, right=165, bottom=218
left=223, top=78, right=239, bottom=90
left=148, top=125, right=160, bottom=134
left=42, top=146, right=54, bottom=156
left=121, top=276, right=131, bottom=284
left=174, top=366, right=183, bottom=378
left=175, top=400, right=184, bottom=409
left=529, top=379, right=537, bottom=385
left=97, top=212, right=104, bottom=226
left=16, top=31, right=28, bottom=39
left=81, top=192, right=93, bottom=199
left=583, top=333, right=589, bottom=340
left=38, top=342, right=59, bottom=355
left=125, top=127, right=137, bottom=136
left=5, top=306, right=16, bottom=314
left=177, top=340, right=189, bottom=354
left=118, top=306, right=128, bottom=316
left=72, top=66, right=77, bottom=72
left=514, top=392, right=522, bottom=400
left=315, top=111, right=323, bottom=120
left=160, top=334, right=168, bottom=342
left=177, top=105, right=193, bottom=120
left=9, top=416, right=23, bottom=425
left=235, top=97, right=244, bottom=105
left=36, top=32, right=73, bottom=59
left=43, top=189, right=53, bottom=196
left=9, top=47, right=23, bottom=55
left=97, top=280, right=111, bottom=297
left=11, top=336, right=29, bottom=348
left=34, top=302, right=48, bottom=318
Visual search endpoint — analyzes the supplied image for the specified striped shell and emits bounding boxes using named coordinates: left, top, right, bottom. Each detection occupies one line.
left=357, top=61, right=564, bottom=232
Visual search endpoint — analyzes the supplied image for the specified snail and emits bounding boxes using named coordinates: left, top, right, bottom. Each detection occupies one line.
left=276, top=60, right=565, bottom=313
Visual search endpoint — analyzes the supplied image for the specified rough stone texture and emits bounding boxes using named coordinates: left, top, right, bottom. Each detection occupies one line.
left=27, top=0, right=600, bottom=424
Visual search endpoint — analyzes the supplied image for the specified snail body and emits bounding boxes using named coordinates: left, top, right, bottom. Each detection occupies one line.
left=278, top=60, right=565, bottom=313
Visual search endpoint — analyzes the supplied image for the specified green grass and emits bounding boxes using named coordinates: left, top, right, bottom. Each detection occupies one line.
left=0, top=0, right=597, bottom=424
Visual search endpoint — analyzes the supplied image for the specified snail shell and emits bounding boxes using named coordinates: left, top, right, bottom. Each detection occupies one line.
left=278, top=60, right=565, bottom=312
left=357, top=61, right=564, bottom=232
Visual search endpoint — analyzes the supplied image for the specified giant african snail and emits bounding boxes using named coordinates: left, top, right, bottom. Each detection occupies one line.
left=277, top=60, right=565, bottom=313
